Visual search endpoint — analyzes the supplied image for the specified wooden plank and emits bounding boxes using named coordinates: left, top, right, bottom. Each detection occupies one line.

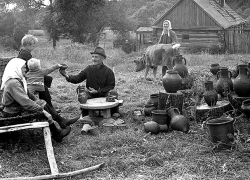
left=0, top=122, right=49, bottom=133
left=43, top=127, right=59, bottom=175
left=0, top=163, right=105, bottom=180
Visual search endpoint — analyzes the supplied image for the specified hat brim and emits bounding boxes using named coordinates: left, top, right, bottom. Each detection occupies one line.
left=90, top=52, right=106, bottom=59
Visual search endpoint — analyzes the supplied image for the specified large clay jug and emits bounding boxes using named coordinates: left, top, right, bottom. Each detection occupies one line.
left=203, top=81, right=218, bottom=106
left=162, top=70, right=182, bottom=93
left=167, top=107, right=189, bottom=133
left=173, top=55, right=188, bottom=78
left=215, top=67, right=233, bottom=97
left=210, top=63, right=220, bottom=75
left=233, top=64, right=250, bottom=97
left=76, top=85, right=88, bottom=104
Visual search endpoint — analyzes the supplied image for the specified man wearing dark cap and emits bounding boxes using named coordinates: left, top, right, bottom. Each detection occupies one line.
left=60, top=47, right=118, bottom=116
left=60, top=47, right=116, bottom=98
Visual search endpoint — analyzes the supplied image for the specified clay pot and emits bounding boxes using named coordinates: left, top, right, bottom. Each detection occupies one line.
left=206, top=117, right=234, bottom=143
left=151, top=110, right=168, bottom=125
left=172, top=55, right=188, bottom=78
left=203, top=81, right=218, bottom=106
left=162, top=70, right=182, bottom=93
left=210, top=63, right=220, bottom=75
left=159, top=124, right=168, bottom=132
left=241, top=99, right=250, bottom=117
left=233, top=64, right=250, bottom=97
left=147, top=94, right=159, bottom=109
left=167, top=107, right=189, bottom=133
left=144, top=121, right=160, bottom=134
left=215, top=67, right=233, bottom=97
left=143, top=104, right=156, bottom=116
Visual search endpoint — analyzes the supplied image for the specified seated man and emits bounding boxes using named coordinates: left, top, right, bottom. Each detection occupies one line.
left=0, top=58, right=79, bottom=142
left=59, top=47, right=118, bottom=116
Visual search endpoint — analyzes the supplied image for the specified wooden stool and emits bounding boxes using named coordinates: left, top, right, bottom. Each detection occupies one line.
left=80, top=97, right=123, bottom=119
left=196, top=101, right=232, bottom=122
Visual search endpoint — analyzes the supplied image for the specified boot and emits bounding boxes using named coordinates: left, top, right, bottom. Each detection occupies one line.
left=49, top=123, right=71, bottom=142
left=54, top=114, right=80, bottom=129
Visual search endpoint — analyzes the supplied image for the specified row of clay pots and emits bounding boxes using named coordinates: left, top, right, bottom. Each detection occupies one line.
left=205, top=64, right=250, bottom=107
left=144, top=107, right=190, bottom=134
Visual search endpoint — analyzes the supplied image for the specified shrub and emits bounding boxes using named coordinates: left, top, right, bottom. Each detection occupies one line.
left=0, top=36, right=16, bottom=50
left=113, top=35, right=136, bottom=54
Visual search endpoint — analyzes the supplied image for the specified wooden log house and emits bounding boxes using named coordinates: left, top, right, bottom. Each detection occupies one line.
left=136, top=0, right=249, bottom=53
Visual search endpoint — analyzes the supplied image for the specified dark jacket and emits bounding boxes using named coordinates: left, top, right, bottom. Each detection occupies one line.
left=66, top=63, right=115, bottom=97
left=158, top=30, right=178, bottom=44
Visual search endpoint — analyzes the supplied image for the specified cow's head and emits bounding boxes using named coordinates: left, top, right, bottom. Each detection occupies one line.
left=134, top=54, right=146, bottom=72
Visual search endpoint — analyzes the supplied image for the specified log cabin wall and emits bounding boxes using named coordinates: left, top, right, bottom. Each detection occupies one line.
left=153, top=0, right=223, bottom=52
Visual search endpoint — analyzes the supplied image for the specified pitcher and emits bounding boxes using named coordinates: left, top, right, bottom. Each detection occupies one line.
left=76, top=85, right=88, bottom=104
left=173, top=55, right=188, bottom=78
left=233, top=64, right=250, bottom=97
left=215, top=67, right=233, bottom=97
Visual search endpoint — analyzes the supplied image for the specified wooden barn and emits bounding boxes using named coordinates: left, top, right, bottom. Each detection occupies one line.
left=152, top=0, right=250, bottom=53
left=135, top=27, right=153, bottom=51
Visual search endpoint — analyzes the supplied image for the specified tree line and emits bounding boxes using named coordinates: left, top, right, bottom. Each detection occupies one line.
left=0, top=0, right=249, bottom=50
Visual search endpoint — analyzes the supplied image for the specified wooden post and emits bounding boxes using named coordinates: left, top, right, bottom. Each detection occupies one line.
left=158, top=91, right=184, bottom=114
left=196, top=101, right=232, bottom=123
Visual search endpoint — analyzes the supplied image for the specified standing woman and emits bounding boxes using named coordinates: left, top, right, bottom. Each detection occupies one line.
left=158, top=20, right=178, bottom=76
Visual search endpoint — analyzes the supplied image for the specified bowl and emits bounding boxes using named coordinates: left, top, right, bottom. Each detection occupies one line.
left=60, top=63, right=68, bottom=70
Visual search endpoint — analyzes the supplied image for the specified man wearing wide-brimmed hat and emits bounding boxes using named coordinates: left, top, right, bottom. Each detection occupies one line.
left=59, top=46, right=118, bottom=113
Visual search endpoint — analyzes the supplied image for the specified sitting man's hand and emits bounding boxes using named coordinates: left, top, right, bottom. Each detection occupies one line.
left=59, top=69, right=68, bottom=78
left=87, top=87, right=98, bottom=94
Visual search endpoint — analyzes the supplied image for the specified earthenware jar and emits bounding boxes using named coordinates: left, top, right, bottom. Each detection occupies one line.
left=233, top=64, right=250, bottom=97
left=173, top=55, right=188, bottom=78
left=216, top=67, right=233, bottom=97
left=203, top=81, right=218, bottom=106
left=144, top=121, right=160, bottom=134
left=143, top=104, right=156, bottom=116
left=151, top=110, right=168, bottom=125
left=147, top=94, right=159, bottom=109
left=167, top=107, right=189, bottom=133
left=210, top=63, right=220, bottom=75
left=76, top=85, right=88, bottom=104
left=241, top=99, right=250, bottom=117
left=162, top=70, right=182, bottom=93
left=206, top=117, right=234, bottom=143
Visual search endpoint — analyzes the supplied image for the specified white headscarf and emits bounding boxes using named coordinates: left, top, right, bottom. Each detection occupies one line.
left=1, top=58, right=28, bottom=93
left=162, top=20, right=172, bottom=36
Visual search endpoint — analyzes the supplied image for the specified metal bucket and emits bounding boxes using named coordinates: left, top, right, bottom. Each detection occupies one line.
left=206, top=117, right=234, bottom=143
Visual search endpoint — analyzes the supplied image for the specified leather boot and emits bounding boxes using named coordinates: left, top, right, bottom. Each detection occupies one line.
left=54, top=115, right=80, bottom=129
left=49, top=123, right=71, bottom=142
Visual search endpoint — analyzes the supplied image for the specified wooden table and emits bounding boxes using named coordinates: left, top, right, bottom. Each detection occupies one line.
left=80, top=97, right=122, bottom=118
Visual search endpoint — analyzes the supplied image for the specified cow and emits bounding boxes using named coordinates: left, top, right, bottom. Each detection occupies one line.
left=134, top=43, right=181, bottom=81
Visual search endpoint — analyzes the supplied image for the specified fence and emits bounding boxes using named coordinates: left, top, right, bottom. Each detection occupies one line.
left=225, top=29, right=250, bottom=54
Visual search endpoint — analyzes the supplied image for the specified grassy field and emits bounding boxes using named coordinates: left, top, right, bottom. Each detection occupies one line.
left=1, top=32, right=250, bottom=180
